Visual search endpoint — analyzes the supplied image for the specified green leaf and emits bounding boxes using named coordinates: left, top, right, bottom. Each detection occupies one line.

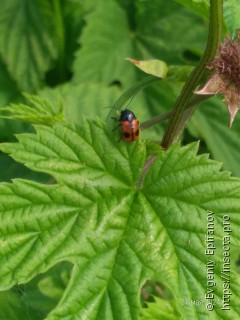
left=73, top=0, right=135, bottom=87
left=174, top=0, right=209, bottom=19
left=1, top=119, right=240, bottom=319
left=142, top=143, right=240, bottom=319
left=22, top=262, right=71, bottom=312
left=135, top=1, right=206, bottom=64
left=0, top=0, right=56, bottom=91
left=0, top=58, right=19, bottom=106
left=0, top=58, right=24, bottom=139
left=70, top=0, right=209, bottom=143
left=55, top=0, right=86, bottom=76
left=188, top=98, right=240, bottom=177
left=0, top=290, right=30, bottom=320
left=126, top=58, right=168, bottom=78
left=224, top=0, right=240, bottom=35
left=0, top=262, right=70, bottom=319
left=141, top=296, right=179, bottom=320
left=0, top=153, right=50, bottom=183
left=40, top=82, right=120, bottom=124
left=73, top=0, right=206, bottom=90
left=0, top=93, right=65, bottom=125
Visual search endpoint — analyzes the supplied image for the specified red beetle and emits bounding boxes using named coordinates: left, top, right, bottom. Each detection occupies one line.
left=113, top=109, right=140, bottom=142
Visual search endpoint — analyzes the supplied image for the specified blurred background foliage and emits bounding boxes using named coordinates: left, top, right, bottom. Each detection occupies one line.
left=0, top=0, right=240, bottom=318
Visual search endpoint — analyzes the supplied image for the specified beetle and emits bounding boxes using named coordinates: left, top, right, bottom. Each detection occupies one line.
left=112, top=109, right=140, bottom=142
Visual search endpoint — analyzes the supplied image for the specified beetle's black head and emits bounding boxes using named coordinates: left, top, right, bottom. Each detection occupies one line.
left=119, top=109, right=136, bottom=122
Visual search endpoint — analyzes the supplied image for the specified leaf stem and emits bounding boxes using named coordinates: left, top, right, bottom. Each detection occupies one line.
left=105, top=76, right=160, bottom=128
left=161, top=0, right=223, bottom=149
left=141, top=94, right=211, bottom=130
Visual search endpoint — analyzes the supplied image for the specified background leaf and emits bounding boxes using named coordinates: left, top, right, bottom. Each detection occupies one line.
left=0, top=58, right=24, bottom=139
left=0, top=94, right=65, bottom=125
left=174, top=0, right=209, bottom=19
left=188, top=97, right=240, bottom=177
left=0, top=262, right=71, bottom=320
left=40, top=83, right=120, bottom=123
left=134, top=0, right=206, bottom=64
left=141, top=296, right=179, bottom=320
left=73, top=0, right=135, bottom=87
left=224, top=0, right=240, bottom=35
left=0, top=0, right=56, bottom=91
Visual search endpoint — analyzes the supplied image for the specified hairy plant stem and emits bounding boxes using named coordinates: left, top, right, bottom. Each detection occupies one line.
left=161, top=0, right=223, bottom=149
left=53, top=0, right=66, bottom=81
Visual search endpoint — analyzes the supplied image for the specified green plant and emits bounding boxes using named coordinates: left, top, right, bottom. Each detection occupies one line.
left=0, top=1, right=240, bottom=319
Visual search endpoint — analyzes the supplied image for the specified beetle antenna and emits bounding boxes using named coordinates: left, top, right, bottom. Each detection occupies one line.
left=104, top=105, right=118, bottom=110
left=124, top=93, right=137, bottom=110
